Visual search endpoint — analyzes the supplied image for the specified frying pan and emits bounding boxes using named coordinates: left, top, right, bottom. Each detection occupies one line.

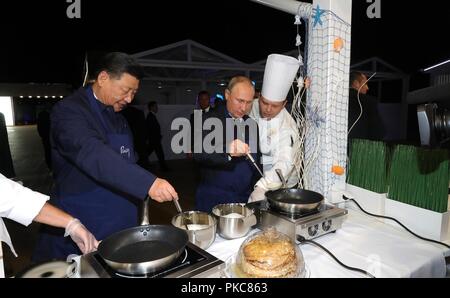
left=97, top=196, right=189, bottom=275
left=265, top=188, right=324, bottom=214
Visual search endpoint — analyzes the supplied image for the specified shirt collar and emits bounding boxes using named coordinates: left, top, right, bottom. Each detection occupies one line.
left=91, top=88, right=111, bottom=112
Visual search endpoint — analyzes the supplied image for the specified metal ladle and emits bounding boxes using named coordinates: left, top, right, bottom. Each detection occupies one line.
left=246, top=153, right=264, bottom=177
left=173, top=199, right=190, bottom=230
left=275, top=169, right=287, bottom=189
left=246, top=153, right=272, bottom=186
left=246, top=153, right=285, bottom=190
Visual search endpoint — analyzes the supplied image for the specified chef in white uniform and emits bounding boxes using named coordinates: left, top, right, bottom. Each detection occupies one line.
left=0, top=174, right=98, bottom=277
left=248, top=54, right=301, bottom=202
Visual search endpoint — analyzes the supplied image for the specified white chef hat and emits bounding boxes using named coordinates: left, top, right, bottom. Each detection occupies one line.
left=261, top=54, right=300, bottom=102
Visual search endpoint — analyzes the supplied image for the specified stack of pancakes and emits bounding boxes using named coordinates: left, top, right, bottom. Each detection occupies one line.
left=239, top=233, right=300, bottom=278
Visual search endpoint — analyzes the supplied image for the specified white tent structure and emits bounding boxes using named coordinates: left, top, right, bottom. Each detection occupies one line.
left=129, top=40, right=305, bottom=163
left=130, top=40, right=269, bottom=162
left=132, top=39, right=265, bottom=106
left=133, top=0, right=355, bottom=200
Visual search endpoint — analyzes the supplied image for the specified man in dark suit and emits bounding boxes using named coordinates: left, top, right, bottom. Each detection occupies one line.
left=33, top=52, right=178, bottom=261
left=146, top=101, right=169, bottom=171
left=193, top=76, right=261, bottom=212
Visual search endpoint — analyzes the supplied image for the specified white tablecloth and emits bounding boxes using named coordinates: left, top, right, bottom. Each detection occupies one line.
left=207, top=209, right=449, bottom=278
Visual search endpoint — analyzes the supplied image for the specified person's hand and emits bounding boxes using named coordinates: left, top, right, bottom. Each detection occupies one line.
left=248, top=187, right=266, bottom=203
left=148, top=178, right=178, bottom=202
left=64, top=218, right=99, bottom=254
left=228, top=139, right=249, bottom=157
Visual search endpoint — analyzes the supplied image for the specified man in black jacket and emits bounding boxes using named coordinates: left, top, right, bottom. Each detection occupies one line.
left=146, top=101, right=169, bottom=171
left=348, top=71, right=385, bottom=141
left=33, top=52, right=178, bottom=261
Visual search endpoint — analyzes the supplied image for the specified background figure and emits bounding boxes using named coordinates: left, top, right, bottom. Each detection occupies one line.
left=121, top=105, right=150, bottom=170
left=197, top=90, right=212, bottom=114
left=213, top=96, right=226, bottom=114
left=0, top=112, right=16, bottom=178
left=348, top=71, right=385, bottom=141
left=189, top=91, right=211, bottom=156
left=146, top=101, right=169, bottom=171
left=37, top=110, right=52, bottom=170
left=188, top=91, right=211, bottom=188
left=254, top=88, right=261, bottom=100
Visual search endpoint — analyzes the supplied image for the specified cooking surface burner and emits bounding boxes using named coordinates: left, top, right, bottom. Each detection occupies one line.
left=80, top=242, right=224, bottom=278
left=96, top=247, right=202, bottom=278
left=249, top=200, right=348, bottom=241
left=268, top=204, right=322, bottom=219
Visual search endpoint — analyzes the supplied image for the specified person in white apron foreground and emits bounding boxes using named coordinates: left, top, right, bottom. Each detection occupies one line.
left=0, top=174, right=98, bottom=277
left=248, top=54, right=301, bottom=202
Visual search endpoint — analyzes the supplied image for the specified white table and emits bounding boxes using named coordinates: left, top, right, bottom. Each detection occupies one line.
left=207, top=209, right=449, bottom=278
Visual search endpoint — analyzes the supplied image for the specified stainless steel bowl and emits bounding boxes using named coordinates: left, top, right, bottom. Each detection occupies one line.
left=171, top=211, right=216, bottom=250
left=212, top=203, right=257, bottom=240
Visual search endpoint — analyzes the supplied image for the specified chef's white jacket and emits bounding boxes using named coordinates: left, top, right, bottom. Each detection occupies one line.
left=250, top=99, right=299, bottom=189
left=0, top=174, right=49, bottom=277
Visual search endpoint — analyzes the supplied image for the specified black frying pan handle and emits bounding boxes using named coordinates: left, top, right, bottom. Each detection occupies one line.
left=141, top=195, right=150, bottom=226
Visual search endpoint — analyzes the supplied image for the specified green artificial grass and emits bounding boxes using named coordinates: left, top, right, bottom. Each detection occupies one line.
left=347, top=139, right=389, bottom=194
left=387, top=145, right=449, bottom=213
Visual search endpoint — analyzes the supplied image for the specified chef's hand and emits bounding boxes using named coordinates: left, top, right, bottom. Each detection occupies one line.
left=64, top=218, right=99, bottom=254
left=149, top=178, right=178, bottom=202
left=248, top=186, right=266, bottom=203
left=228, top=139, right=249, bottom=157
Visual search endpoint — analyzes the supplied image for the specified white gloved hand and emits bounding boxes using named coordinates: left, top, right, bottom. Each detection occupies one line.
left=248, top=186, right=266, bottom=203
left=64, top=218, right=99, bottom=254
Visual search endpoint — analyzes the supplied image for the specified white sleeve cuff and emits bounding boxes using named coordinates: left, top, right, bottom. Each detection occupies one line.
left=255, top=179, right=267, bottom=190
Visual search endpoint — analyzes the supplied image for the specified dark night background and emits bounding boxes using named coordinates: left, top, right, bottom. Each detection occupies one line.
left=0, top=0, right=449, bottom=90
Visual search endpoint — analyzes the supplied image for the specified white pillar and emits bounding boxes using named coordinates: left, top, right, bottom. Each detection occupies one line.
left=250, top=0, right=353, bottom=198
left=304, top=0, right=352, bottom=197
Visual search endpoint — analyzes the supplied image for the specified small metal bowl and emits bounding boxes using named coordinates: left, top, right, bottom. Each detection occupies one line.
left=212, top=203, right=257, bottom=240
left=171, top=211, right=216, bottom=250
